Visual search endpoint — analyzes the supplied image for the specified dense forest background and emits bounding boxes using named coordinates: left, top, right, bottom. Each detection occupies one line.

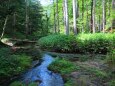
left=0, top=0, right=115, bottom=40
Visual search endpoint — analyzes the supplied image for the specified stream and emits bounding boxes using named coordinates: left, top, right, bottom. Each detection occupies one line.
left=21, top=54, right=64, bottom=86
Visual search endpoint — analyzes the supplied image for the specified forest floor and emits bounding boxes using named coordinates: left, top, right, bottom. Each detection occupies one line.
left=64, top=55, right=115, bottom=86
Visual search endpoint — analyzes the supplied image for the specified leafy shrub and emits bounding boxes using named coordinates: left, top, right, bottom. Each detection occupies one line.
left=38, top=34, right=77, bottom=53
left=38, top=33, right=115, bottom=54
left=48, top=58, right=78, bottom=75
left=76, top=33, right=115, bottom=54
left=0, top=48, right=32, bottom=79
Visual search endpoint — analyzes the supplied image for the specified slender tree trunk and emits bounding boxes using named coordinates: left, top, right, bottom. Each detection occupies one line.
left=65, top=0, right=69, bottom=35
left=112, top=0, right=115, bottom=29
left=73, top=0, right=77, bottom=35
left=82, top=0, right=84, bottom=32
left=53, top=0, right=56, bottom=33
left=25, top=0, right=29, bottom=36
left=0, top=16, right=8, bottom=40
left=63, top=0, right=66, bottom=31
left=86, top=3, right=89, bottom=32
left=56, top=0, right=60, bottom=33
left=102, top=0, right=105, bottom=33
left=90, top=0, right=93, bottom=33
left=13, top=12, right=16, bottom=33
left=92, top=0, right=96, bottom=33
left=108, top=0, right=111, bottom=16
left=98, top=15, right=101, bottom=32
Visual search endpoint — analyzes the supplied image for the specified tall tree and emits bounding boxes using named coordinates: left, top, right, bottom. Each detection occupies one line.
left=64, top=0, right=69, bottom=35
left=102, top=0, right=105, bottom=33
left=82, top=0, right=84, bottom=32
left=53, top=0, right=56, bottom=33
left=25, top=0, right=29, bottom=36
left=72, top=0, right=77, bottom=35
left=112, top=0, right=115, bottom=29
left=56, top=0, right=60, bottom=33
left=92, top=0, right=96, bottom=33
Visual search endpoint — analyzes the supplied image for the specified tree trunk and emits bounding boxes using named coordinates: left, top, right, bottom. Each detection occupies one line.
left=53, top=0, right=56, bottom=33
left=90, top=0, right=93, bottom=33
left=102, top=0, right=105, bottom=33
left=82, top=0, right=84, bottom=32
left=73, top=0, right=77, bottom=35
left=56, top=0, right=60, bottom=33
left=112, top=0, right=115, bottom=29
left=65, top=0, right=69, bottom=35
left=86, top=3, right=89, bottom=32
left=0, top=16, right=8, bottom=40
left=63, top=0, right=66, bottom=32
left=98, top=15, right=101, bottom=32
left=92, top=0, right=96, bottom=33
left=13, top=12, right=16, bottom=33
left=25, top=0, right=29, bottom=36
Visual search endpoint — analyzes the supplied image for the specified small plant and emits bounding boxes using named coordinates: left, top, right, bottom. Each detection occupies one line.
left=108, top=80, right=115, bottom=86
left=10, top=81, right=38, bottom=86
left=10, top=81, right=24, bottom=86
left=106, top=50, right=115, bottom=64
left=48, top=58, right=79, bottom=75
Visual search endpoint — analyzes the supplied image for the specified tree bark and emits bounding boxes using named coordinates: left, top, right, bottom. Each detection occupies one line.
left=90, top=0, right=93, bottom=33
left=56, top=0, right=60, bottom=33
left=25, top=0, right=29, bottom=36
left=73, top=0, right=77, bottom=35
left=92, top=0, right=96, bottom=33
left=65, top=0, right=69, bottom=35
left=0, top=16, right=8, bottom=40
left=102, top=0, right=105, bottom=33
left=112, top=0, right=115, bottom=29
left=53, top=0, right=56, bottom=33
left=82, top=0, right=84, bottom=32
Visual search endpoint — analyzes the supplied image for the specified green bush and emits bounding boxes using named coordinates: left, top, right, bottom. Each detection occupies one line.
left=0, top=48, right=32, bottom=79
left=38, top=34, right=77, bottom=53
left=38, top=33, right=115, bottom=54
left=76, top=33, right=115, bottom=54
left=48, top=58, right=78, bottom=75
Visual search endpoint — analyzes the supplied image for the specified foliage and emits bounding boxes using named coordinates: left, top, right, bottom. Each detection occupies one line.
left=38, top=34, right=77, bottom=53
left=0, top=48, right=32, bottom=79
left=0, top=0, right=49, bottom=40
left=48, top=58, right=78, bottom=75
left=39, top=33, right=115, bottom=54
left=108, top=80, right=115, bottom=86
left=76, top=33, right=115, bottom=54
left=10, top=81, right=38, bottom=86
left=106, top=49, right=115, bottom=64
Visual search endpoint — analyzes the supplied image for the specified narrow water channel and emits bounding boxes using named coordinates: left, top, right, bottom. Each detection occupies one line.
left=22, top=54, right=64, bottom=86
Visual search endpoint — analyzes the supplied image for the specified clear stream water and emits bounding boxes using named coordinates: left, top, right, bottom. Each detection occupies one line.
left=22, top=54, right=64, bottom=86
